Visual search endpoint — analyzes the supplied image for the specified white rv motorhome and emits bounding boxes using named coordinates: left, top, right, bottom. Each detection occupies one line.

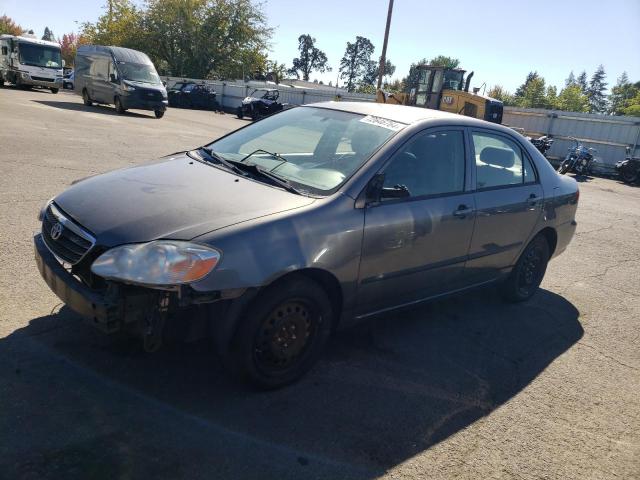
left=0, top=34, right=63, bottom=93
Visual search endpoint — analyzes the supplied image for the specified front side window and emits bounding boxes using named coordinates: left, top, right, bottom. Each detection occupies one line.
left=382, top=130, right=466, bottom=199
left=473, top=132, right=535, bottom=189
left=208, top=107, right=402, bottom=194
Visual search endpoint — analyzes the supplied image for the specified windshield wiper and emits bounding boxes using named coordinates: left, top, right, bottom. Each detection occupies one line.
left=240, top=149, right=289, bottom=167
left=197, top=147, right=247, bottom=176
left=242, top=164, right=305, bottom=195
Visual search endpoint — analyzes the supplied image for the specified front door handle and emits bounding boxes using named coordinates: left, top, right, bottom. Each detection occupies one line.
left=453, top=204, right=474, bottom=218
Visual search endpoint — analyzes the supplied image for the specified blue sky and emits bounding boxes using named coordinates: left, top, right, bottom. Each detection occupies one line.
left=2, top=0, right=639, bottom=92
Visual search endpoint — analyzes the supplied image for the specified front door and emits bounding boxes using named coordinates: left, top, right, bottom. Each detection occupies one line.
left=357, top=128, right=476, bottom=316
left=465, top=129, right=544, bottom=284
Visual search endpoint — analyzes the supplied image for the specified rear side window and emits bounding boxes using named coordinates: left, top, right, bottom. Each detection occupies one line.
left=382, top=130, right=466, bottom=199
left=472, top=132, right=535, bottom=189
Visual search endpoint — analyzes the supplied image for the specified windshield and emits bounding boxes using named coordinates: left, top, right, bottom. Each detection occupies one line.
left=118, top=62, right=161, bottom=84
left=443, top=70, right=464, bottom=90
left=207, top=107, right=403, bottom=195
left=18, top=43, right=62, bottom=68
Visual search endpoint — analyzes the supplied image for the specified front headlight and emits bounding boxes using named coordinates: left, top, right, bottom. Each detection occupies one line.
left=91, top=241, right=221, bottom=286
left=122, top=82, right=136, bottom=92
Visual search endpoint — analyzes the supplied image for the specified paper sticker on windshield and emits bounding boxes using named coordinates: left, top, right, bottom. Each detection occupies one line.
left=360, top=115, right=404, bottom=131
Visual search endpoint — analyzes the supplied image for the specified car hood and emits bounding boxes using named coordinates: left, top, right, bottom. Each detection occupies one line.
left=53, top=153, right=315, bottom=247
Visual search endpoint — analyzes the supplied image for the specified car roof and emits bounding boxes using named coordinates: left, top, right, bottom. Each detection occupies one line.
left=307, top=101, right=500, bottom=128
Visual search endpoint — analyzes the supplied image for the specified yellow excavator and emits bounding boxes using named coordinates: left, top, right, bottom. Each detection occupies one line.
left=377, top=64, right=503, bottom=124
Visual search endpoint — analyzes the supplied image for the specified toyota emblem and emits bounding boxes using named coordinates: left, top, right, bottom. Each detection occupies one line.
left=50, top=222, right=64, bottom=240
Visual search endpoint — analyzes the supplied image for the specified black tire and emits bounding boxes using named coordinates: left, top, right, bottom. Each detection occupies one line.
left=50, top=88, right=59, bottom=94
left=251, top=108, right=260, bottom=121
left=621, top=169, right=639, bottom=184
left=236, top=106, right=243, bottom=119
left=154, top=109, right=165, bottom=119
left=115, top=96, right=126, bottom=114
left=0, top=77, right=4, bottom=87
left=501, top=234, right=550, bottom=302
left=82, top=89, right=93, bottom=106
left=557, top=160, right=570, bottom=174
left=224, top=275, right=334, bottom=389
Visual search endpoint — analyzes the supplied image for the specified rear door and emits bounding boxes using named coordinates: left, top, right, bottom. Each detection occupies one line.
left=356, top=127, right=476, bottom=315
left=465, top=129, right=543, bottom=284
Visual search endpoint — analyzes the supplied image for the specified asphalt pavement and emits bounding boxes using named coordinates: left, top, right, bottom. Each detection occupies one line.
left=0, top=87, right=638, bottom=480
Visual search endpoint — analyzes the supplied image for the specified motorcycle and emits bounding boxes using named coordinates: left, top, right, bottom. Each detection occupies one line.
left=616, top=146, right=640, bottom=184
left=529, top=135, right=554, bottom=157
left=558, top=138, right=596, bottom=175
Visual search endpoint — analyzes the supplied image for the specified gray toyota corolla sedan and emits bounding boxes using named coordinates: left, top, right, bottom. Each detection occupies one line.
left=34, top=102, right=578, bottom=388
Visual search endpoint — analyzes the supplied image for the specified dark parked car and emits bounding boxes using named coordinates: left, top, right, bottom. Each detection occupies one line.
left=34, top=102, right=578, bottom=389
left=236, top=88, right=283, bottom=120
left=616, top=147, right=640, bottom=184
left=168, top=82, right=218, bottom=110
left=75, top=45, right=168, bottom=118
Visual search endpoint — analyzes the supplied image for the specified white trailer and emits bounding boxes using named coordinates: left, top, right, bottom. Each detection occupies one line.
left=0, top=34, right=63, bottom=93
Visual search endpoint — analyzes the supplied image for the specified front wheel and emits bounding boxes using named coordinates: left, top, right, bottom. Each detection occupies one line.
left=115, top=96, right=126, bottom=114
left=557, top=159, right=571, bottom=174
left=50, top=88, right=59, bottom=94
left=501, top=234, right=550, bottom=302
left=154, top=109, right=165, bottom=119
left=621, top=168, right=639, bottom=184
left=82, top=89, right=93, bottom=106
left=224, top=275, right=333, bottom=389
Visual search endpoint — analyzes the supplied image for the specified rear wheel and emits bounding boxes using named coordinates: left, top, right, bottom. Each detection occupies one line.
left=115, top=96, right=126, bottom=114
left=82, top=89, right=93, bottom=106
left=50, top=88, right=59, bottom=94
left=501, top=234, right=550, bottom=302
left=224, top=275, right=333, bottom=389
left=557, top=159, right=571, bottom=174
left=236, top=106, right=243, bottom=119
left=154, top=109, right=165, bottom=119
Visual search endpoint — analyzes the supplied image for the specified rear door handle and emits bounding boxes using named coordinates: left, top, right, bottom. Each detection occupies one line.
left=528, top=193, right=540, bottom=207
left=453, top=204, right=474, bottom=218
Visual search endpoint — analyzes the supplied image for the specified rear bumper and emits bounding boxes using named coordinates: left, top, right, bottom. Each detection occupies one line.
left=553, top=219, right=577, bottom=258
left=34, top=234, right=127, bottom=332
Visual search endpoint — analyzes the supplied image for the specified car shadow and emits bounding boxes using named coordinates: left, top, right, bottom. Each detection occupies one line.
left=0, top=288, right=582, bottom=478
left=32, top=100, right=152, bottom=118
left=569, top=173, right=594, bottom=183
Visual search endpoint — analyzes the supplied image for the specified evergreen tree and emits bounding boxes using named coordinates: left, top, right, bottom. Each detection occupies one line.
left=576, top=71, right=588, bottom=94
left=42, top=26, right=55, bottom=41
left=565, top=71, right=576, bottom=87
left=515, top=72, right=540, bottom=98
left=587, top=64, right=608, bottom=113
left=609, top=72, right=637, bottom=115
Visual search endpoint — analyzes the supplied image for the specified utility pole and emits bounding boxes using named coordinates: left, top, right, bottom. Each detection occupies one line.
left=377, top=0, right=394, bottom=90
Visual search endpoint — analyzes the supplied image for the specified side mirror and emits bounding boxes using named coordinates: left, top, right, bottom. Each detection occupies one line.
left=62, top=59, right=66, bottom=67
left=381, top=185, right=410, bottom=199
left=626, top=146, right=632, bottom=155
left=162, top=81, right=167, bottom=87
left=110, top=73, right=118, bottom=83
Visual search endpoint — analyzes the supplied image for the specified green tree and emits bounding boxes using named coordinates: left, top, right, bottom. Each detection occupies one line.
left=0, top=14, right=23, bottom=35
left=556, top=84, right=590, bottom=112
left=428, top=55, right=460, bottom=69
left=514, top=71, right=540, bottom=98
left=576, top=70, right=588, bottom=94
left=487, top=85, right=516, bottom=106
left=288, top=34, right=330, bottom=81
left=515, top=76, right=547, bottom=108
left=546, top=85, right=558, bottom=109
left=609, top=72, right=638, bottom=115
left=42, top=26, right=55, bottom=41
left=587, top=64, right=608, bottom=113
left=80, top=0, right=145, bottom=50
left=565, top=71, right=576, bottom=87
left=267, top=60, right=287, bottom=84
left=621, top=90, right=640, bottom=116
left=362, top=57, right=395, bottom=87
left=402, top=57, right=428, bottom=89
left=339, top=36, right=375, bottom=92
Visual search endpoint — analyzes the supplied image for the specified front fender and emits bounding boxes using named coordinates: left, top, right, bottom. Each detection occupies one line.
left=190, top=194, right=365, bottom=310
